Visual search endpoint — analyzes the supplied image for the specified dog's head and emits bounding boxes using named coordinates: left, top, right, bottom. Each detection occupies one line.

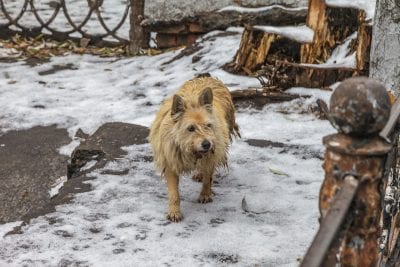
left=170, top=87, right=216, bottom=157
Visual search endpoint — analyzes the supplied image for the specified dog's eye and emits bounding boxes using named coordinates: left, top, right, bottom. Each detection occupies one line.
left=187, top=125, right=196, bottom=132
left=206, top=123, right=212, bottom=128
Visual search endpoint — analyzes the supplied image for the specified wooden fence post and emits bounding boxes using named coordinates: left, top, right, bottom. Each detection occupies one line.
left=320, top=77, right=391, bottom=266
left=301, top=77, right=393, bottom=266
left=129, top=0, right=149, bottom=55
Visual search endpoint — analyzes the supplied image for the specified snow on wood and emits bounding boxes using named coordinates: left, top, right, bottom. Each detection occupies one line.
left=218, top=4, right=307, bottom=13
left=253, top=25, right=314, bottom=43
left=325, top=0, right=376, bottom=20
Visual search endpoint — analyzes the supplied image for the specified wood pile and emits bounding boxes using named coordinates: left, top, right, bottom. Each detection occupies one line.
left=224, top=0, right=372, bottom=89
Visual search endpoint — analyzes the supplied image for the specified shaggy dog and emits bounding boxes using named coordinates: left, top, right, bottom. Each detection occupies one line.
left=149, top=76, right=240, bottom=222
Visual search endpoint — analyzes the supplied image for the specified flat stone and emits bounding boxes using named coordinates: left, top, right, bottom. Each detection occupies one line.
left=0, top=122, right=150, bottom=226
left=0, top=125, right=71, bottom=223
left=68, top=122, right=149, bottom=179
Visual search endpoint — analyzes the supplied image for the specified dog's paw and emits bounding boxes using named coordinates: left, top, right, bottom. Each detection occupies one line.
left=198, top=194, right=213, bottom=204
left=192, top=173, right=203, bottom=183
left=167, top=210, right=183, bottom=222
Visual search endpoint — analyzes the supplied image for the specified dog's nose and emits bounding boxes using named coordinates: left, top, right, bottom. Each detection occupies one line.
left=202, top=140, right=211, bottom=150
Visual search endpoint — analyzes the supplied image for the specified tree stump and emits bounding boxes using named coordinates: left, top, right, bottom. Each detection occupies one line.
left=300, top=0, right=359, bottom=64
left=224, top=0, right=373, bottom=90
left=223, top=24, right=312, bottom=74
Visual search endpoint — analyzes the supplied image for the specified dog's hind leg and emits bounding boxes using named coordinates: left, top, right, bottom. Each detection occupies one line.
left=198, top=167, right=214, bottom=203
left=165, top=168, right=183, bottom=222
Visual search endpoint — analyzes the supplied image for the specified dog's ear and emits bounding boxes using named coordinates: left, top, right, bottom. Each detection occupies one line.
left=199, top=87, right=213, bottom=111
left=171, top=94, right=185, bottom=120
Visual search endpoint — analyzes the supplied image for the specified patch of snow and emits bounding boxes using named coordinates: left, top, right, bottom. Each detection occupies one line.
left=237, top=98, right=335, bottom=152
left=149, top=32, right=157, bottom=48
left=299, top=36, right=357, bottom=70
left=58, top=139, right=81, bottom=156
left=253, top=25, right=314, bottom=43
left=325, top=32, right=358, bottom=68
left=0, top=221, right=22, bottom=238
left=80, top=160, right=98, bottom=171
left=218, top=4, right=307, bottom=13
left=0, top=47, right=21, bottom=59
left=326, top=0, right=376, bottom=21
left=329, top=82, right=342, bottom=91
left=298, top=31, right=358, bottom=69
left=287, top=87, right=332, bottom=104
left=0, top=30, right=259, bottom=135
left=49, top=176, right=68, bottom=198
left=0, top=139, right=327, bottom=266
left=225, top=26, right=245, bottom=34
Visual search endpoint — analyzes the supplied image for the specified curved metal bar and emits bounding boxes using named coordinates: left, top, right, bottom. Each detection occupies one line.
left=29, top=0, right=61, bottom=29
left=0, top=0, right=130, bottom=46
left=60, top=0, right=98, bottom=36
left=0, top=0, right=30, bottom=29
left=94, top=1, right=130, bottom=42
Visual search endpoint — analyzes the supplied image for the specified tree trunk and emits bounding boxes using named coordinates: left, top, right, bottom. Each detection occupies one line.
left=370, top=0, right=400, bottom=95
left=370, top=1, right=400, bottom=265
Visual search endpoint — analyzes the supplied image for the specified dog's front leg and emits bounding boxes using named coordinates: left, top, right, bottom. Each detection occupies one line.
left=165, top=168, right=182, bottom=222
left=198, top=167, right=214, bottom=203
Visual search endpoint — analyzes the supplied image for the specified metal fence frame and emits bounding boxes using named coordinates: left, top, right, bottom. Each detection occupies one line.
left=0, top=0, right=148, bottom=53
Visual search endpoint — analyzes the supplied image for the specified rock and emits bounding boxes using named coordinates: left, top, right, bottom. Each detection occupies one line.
left=0, top=122, right=150, bottom=225
left=0, top=125, right=71, bottom=223
left=68, top=122, right=149, bottom=179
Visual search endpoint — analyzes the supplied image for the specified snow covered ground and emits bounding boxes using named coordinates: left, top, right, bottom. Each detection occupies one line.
left=0, top=28, right=336, bottom=266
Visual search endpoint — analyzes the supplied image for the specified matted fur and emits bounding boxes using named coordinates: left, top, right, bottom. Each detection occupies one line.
left=149, top=77, right=239, bottom=221
left=150, top=77, right=239, bottom=175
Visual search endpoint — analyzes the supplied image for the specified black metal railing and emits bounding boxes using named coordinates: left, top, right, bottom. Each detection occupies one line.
left=0, top=0, right=147, bottom=50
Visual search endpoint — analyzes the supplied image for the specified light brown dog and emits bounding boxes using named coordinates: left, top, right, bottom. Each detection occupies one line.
left=149, top=76, right=240, bottom=222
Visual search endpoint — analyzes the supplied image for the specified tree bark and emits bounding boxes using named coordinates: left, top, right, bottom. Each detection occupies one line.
left=223, top=26, right=305, bottom=74
left=129, top=0, right=149, bottom=55
left=142, top=6, right=308, bottom=33
left=370, top=0, right=400, bottom=95
left=300, top=0, right=360, bottom=64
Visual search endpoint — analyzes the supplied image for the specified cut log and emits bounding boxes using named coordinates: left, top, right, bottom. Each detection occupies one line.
left=355, top=12, right=372, bottom=74
left=254, top=60, right=356, bottom=89
left=300, top=0, right=360, bottom=64
left=142, top=5, right=308, bottom=34
left=223, top=25, right=312, bottom=74
left=231, top=88, right=304, bottom=108
left=223, top=0, right=372, bottom=90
